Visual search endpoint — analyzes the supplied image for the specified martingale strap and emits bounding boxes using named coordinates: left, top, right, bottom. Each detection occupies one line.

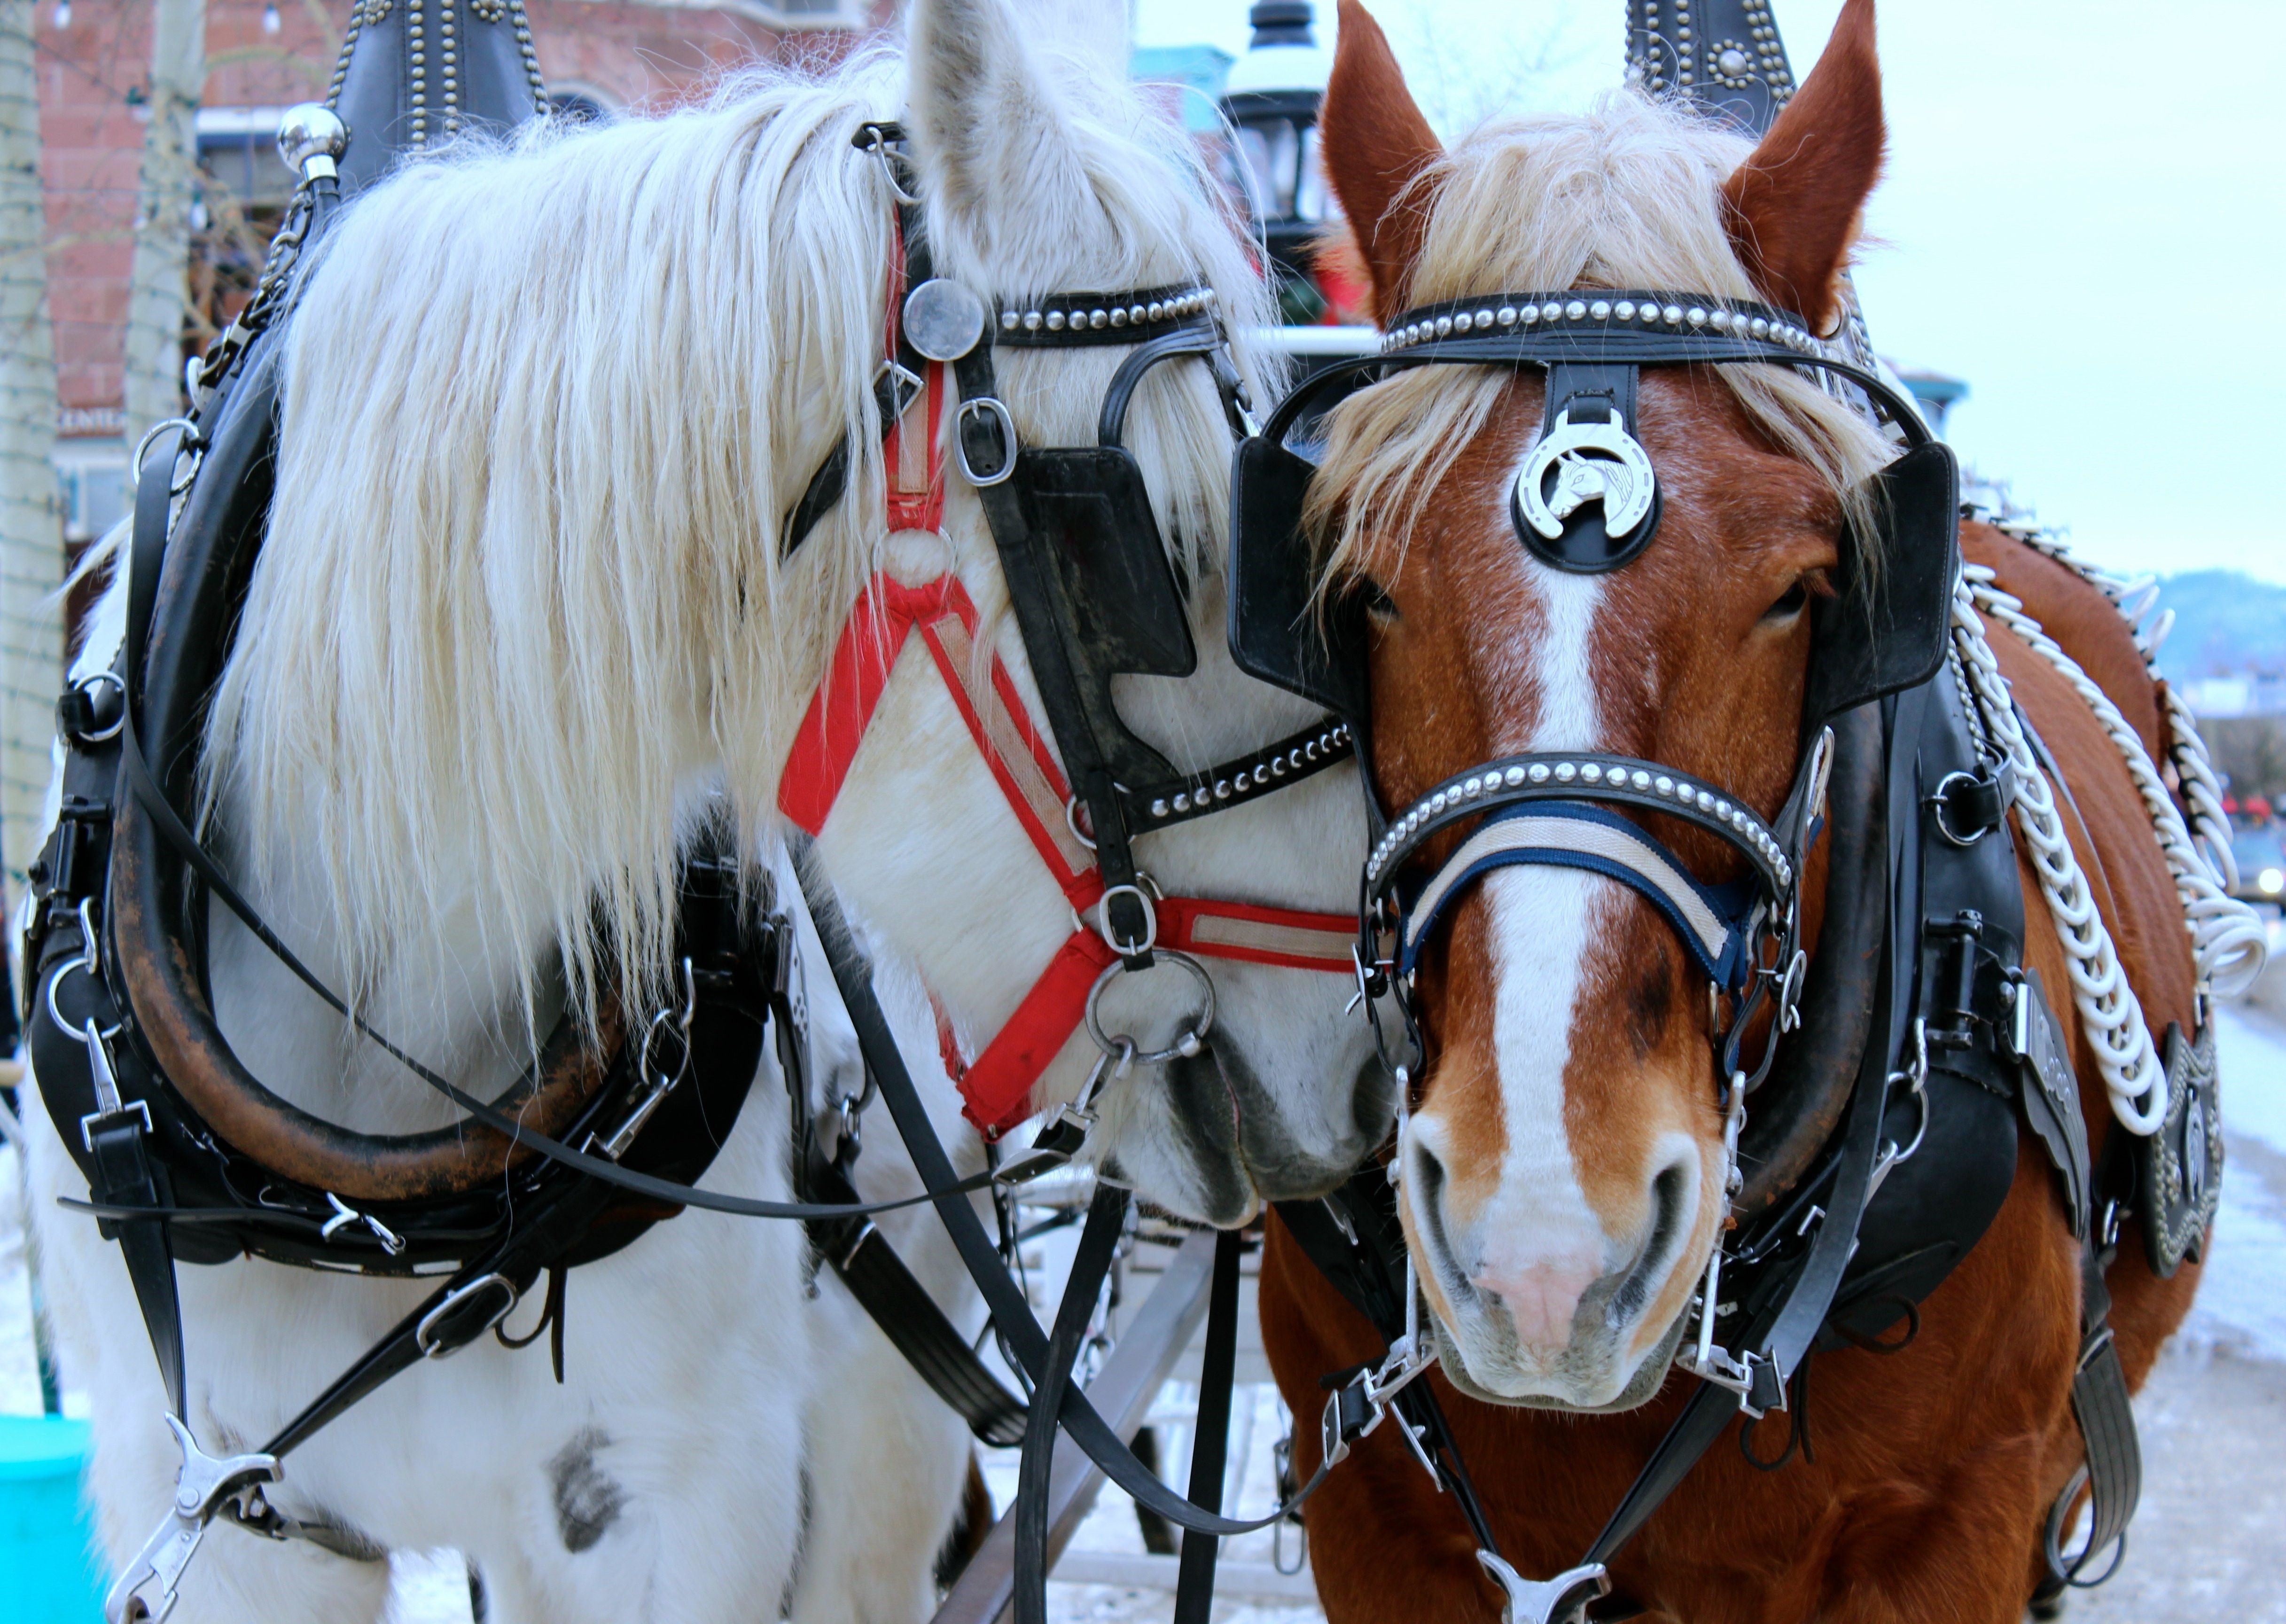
left=778, top=570, right=1356, bottom=1135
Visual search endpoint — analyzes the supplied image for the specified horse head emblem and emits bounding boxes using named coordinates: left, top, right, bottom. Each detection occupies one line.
left=1514, top=409, right=1658, bottom=543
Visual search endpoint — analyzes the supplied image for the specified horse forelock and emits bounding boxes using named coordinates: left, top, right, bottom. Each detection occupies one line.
left=203, top=36, right=1272, bottom=1043
left=1303, top=91, right=1891, bottom=607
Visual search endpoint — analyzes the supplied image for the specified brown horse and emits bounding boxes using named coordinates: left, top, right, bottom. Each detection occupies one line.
left=1258, top=1, right=2214, bottom=1616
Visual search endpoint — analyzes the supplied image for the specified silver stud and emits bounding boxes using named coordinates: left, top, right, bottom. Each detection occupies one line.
left=1709, top=309, right=1731, bottom=331
left=1173, top=792, right=1191, bottom=812
left=1090, top=309, right=1108, bottom=329
left=1024, top=312, right=1043, bottom=331
left=1152, top=797, right=1170, bottom=817
left=1632, top=769, right=1652, bottom=789
left=1528, top=764, right=1552, bottom=783
left=1454, top=312, right=1473, bottom=333
left=1555, top=763, right=1578, bottom=782
left=1582, top=763, right=1604, bottom=783
left=1565, top=300, right=1588, bottom=321
left=1215, top=780, right=1231, bottom=800
left=1590, top=299, right=1611, bottom=320
left=1002, top=311, right=1020, bottom=331
left=1147, top=302, right=1163, bottom=322
left=1749, top=318, right=1769, bottom=339
left=1436, top=315, right=1454, bottom=337
left=1655, top=774, right=1674, bottom=795
left=1687, top=306, right=1707, bottom=326
left=1499, top=305, right=1518, bottom=326
left=1615, top=300, right=1637, bottom=320
left=1131, top=305, right=1147, bottom=324
left=1505, top=766, right=1527, bottom=787
left=1662, top=304, right=1684, bottom=324
left=1046, top=311, right=1068, bottom=331
left=1715, top=798, right=1732, bottom=818
left=1431, top=790, right=1450, bottom=812
left=1697, top=789, right=1716, bottom=811
left=1521, top=306, right=1539, bottom=326
left=1542, top=301, right=1563, bottom=321
left=1272, top=756, right=1290, bottom=777
left=1304, top=741, right=1320, bottom=761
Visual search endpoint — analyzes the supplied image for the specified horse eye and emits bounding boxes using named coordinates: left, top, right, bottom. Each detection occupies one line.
left=1362, top=580, right=1399, bottom=621
left=1762, top=579, right=1810, bottom=623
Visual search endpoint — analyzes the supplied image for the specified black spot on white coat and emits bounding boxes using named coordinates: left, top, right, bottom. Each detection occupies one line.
left=547, top=1427, right=625, bottom=1554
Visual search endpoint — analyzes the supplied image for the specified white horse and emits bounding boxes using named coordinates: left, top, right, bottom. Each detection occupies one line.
left=24, top=0, right=1381, bottom=1618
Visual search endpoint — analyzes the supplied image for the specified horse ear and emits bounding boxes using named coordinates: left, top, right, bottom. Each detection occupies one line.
left=905, top=0, right=1091, bottom=247
left=1717, top=0, right=1883, bottom=336
left=1320, top=0, right=1443, bottom=321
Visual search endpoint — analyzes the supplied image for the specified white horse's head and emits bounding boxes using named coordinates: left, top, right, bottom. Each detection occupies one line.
left=818, top=0, right=1387, bottom=1222
left=215, top=0, right=1384, bottom=1226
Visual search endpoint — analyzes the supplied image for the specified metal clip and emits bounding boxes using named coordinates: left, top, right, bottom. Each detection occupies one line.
left=595, top=957, right=697, bottom=1160
left=320, top=1193, right=405, bottom=1256
left=1475, top=1553, right=1611, bottom=1624
left=994, top=1040, right=1132, bottom=1184
left=105, top=1415, right=281, bottom=1624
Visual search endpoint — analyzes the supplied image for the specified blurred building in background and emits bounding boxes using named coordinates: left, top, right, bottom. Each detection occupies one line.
left=3, top=0, right=890, bottom=896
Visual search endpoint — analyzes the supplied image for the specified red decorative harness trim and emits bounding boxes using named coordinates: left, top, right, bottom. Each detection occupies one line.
left=779, top=570, right=1357, bottom=1135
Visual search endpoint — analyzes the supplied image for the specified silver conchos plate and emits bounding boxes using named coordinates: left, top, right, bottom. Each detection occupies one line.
left=902, top=278, right=988, bottom=362
left=1515, top=410, right=1658, bottom=541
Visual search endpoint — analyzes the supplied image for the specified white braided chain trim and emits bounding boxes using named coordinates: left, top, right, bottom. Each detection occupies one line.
left=1989, top=517, right=2243, bottom=893
left=1952, top=563, right=2270, bottom=1136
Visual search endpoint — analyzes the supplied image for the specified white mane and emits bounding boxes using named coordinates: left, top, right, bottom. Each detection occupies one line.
left=203, top=41, right=1274, bottom=1030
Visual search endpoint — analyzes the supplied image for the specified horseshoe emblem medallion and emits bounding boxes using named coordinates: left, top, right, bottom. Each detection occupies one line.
left=1514, top=409, right=1658, bottom=543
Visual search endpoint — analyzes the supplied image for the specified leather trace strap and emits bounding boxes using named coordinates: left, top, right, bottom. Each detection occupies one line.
left=777, top=570, right=1357, bottom=1135
left=793, top=849, right=1372, bottom=1569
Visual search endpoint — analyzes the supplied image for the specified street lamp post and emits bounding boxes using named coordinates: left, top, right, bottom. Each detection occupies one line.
left=1219, top=1, right=1336, bottom=321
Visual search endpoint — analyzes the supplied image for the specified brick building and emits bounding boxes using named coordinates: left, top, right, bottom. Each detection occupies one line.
left=4, top=0, right=887, bottom=888
left=32, top=0, right=883, bottom=543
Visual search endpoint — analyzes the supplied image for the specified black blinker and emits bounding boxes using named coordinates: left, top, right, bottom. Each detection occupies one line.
left=1801, top=439, right=1961, bottom=734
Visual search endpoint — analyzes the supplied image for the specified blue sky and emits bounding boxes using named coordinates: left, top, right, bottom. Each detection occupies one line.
left=1136, top=0, right=2286, bottom=585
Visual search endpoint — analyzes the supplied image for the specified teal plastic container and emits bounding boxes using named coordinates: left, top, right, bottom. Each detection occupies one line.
left=0, top=1415, right=106, bottom=1623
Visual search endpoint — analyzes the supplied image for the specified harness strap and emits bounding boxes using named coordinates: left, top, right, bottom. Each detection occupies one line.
left=794, top=844, right=1343, bottom=1544
left=1013, top=1183, right=1129, bottom=1624
left=804, top=1155, right=1029, bottom=1449
left=779, top=568, right=1357, bottom=1135
left=1171, top=1228, right=1245, bottom=1624
left=100, top=441, right=193, bottom=1421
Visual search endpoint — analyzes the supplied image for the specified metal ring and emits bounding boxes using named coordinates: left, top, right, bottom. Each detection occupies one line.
left=954, top=396, right=1019, bottom=486
left=65, top=670, right=127, bottom=743
left=1064, top=796, right=1098, bottom=853
left=1084, top=949, right=1216, bottom=1066
left=1092, top=882, right=1158, bottom=957
left=132, top=417, right=196, bottom=476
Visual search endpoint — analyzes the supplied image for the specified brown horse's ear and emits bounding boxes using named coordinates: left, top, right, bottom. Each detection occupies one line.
left=1320, top=0, right=1443, bottom=321
left=1718, top=0, right=1883, bottom=336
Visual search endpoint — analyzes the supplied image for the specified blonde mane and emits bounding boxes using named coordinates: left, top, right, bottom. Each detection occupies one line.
left=202, top=43, right=1274, bottom=1032
left=1305, top=92, right=1892, bottom=586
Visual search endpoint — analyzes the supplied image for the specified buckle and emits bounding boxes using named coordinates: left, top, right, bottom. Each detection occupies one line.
left=81, top=1100, right=154, bottom=1155
left=954, top=396, right=1018, bottom=486
left=1929, top=768, right=2007, bottom=846
left=414, top=1273, right=521, bottom=1359
left=1475, top=1554, right=1611, bottom=1624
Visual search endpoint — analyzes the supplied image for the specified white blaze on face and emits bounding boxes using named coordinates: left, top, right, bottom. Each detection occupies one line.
left=1426, top=568, right=1617, bottom=1366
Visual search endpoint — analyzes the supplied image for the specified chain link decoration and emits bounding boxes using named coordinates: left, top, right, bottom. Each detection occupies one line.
left=1950, top=562, right=2268, bottom=1135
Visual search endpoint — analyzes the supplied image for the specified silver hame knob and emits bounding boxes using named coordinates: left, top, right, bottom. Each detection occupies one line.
left=276, top=103, right=349, bottom=178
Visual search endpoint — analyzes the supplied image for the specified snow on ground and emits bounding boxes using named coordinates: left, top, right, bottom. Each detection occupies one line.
left=7, top=991, right=2286, bottom=1621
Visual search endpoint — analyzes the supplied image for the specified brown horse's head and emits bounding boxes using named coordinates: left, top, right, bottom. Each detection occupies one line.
left=1311, top=0, right=1901, bottom=1408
